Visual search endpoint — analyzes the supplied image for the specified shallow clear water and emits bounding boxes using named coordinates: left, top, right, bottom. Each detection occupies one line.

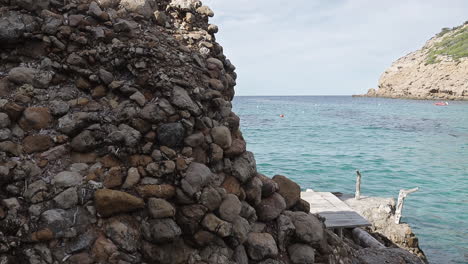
left=233, top=96, right=468, bottom=264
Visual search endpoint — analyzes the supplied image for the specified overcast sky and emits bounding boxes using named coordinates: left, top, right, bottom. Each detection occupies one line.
left=203, top=0, right=468, bottom=96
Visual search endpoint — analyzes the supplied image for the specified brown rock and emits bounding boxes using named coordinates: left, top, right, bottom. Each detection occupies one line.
left=94, top=189, right=145, bottom=217
left=176, top=204, right=208, bottom=234
left=224, top=138, right=246, bottom=157
left=192, top=147, right=207, bottom=163
left=210, top=143, right=223, bottom=161
left=129, top=155, right=153, bottom=167
left=3, top=102, right=25, bottom=121
left=92, top=85, right=107, bottom=98
left=71, top=152, right=99, bottom=163
left=19, top=107, right=52, bottom=131
left=160, top=146, right=176, bottom=159
left=292, top=199, right=311, bottom=213
left=31, top=228, right=54, bottom=241
left=201, top=213, right=232, bottom=237
left=176, top=158, right=188, bottom=171
left=76, top=77, right=91, bottom=90
left=92, top=235, right=118, bottom=263
left=23, top=135, right=53, bottom=154
left=68, top=253, right=94, bottom=264
left=148, top=198, right=176, bottom=219
left=103, top=167, right=123, bottom=188
left=222, top=175, right=241, bottom=196
left=194, top=230, right=216, bottom=247
left=272, top=175, right=301, bottom=209
left=0, top=207, right=5, bottom=219
left=136, top=184, right=176, bottom=199
left=0, top=141, right=21, bottom=156
left=100, top=154, right=121, bottom=168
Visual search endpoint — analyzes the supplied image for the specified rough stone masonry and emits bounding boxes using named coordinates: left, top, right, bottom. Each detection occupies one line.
left=0, top=0, right=425, bottom=263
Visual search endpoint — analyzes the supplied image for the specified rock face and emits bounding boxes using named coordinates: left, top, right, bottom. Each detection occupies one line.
left=0, top=1, right=425, bottom=264
left=343, top=196, right=427, bottom=262
left=359, top=23, right=468, bottom=100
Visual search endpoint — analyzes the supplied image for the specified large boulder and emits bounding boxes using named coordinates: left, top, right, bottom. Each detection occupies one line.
left=211, top=126, right=232, bottom=149
left=288, top=244, right=315, bottom=264
left=157, top=123, right=185, bottom=147
left=273, top=175, right=301, bottom=208
left=181, top=162, right=213, bottom=197
left=256, top=193, right=286, bottom=221
left=171, top=86, right=201, bottom=116
left=245, top=233, right=278, bottom=261
left=218, top=193, right=242, bottom=222
left=232, top=151, right=257, bottom=183
left=285, top=211, right=324, bottom=244
left=0, top=12, right=39, bottom=44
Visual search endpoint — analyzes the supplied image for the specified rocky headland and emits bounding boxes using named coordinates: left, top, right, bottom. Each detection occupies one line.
left=357, top=23, right=468, bottom=100
left=0, top=0, right=426, bottom=263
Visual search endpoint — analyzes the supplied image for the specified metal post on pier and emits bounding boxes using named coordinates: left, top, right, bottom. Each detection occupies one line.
left=355, top=170, right=362, bottom=200
left=395, top=187, right=419, bottom=224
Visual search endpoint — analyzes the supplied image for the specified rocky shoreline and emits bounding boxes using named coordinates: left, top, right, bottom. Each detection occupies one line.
left=341, top=195, right=427, bottom=263
left=0, top=0, right=426, bottom=263
left=356, top=24, right=468, bottom=101
left=353, top=92, right=468, bottom=101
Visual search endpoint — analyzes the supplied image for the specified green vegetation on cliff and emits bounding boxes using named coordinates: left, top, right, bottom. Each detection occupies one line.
left=426, top=25, right=468, bottom=64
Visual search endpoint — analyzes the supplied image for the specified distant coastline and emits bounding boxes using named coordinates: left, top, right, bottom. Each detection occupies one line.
left=357, top=24, right=468, bottom=101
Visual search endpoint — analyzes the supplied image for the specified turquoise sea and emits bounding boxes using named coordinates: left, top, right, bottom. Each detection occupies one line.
left=233, top=96, right=468, bottom=264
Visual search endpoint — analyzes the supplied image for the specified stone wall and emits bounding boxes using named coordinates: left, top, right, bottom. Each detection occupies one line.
left=0, top=1, right=425, bottom=263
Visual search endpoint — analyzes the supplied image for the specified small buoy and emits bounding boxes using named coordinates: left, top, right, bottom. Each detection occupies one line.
left=279, top=114, right=285, bottom=118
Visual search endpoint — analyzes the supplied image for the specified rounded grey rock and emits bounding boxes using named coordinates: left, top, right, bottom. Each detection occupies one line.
left=288, top=243, right=315, bottom=264
left=218, top=193, right=242, bottom=222
left=149, top=218, right=182, bottom=243
left=245, top=232, right=278, bottom=261
left=0, top=113, right=10, bottom=128
left=255, top=193, right=286, bottom=222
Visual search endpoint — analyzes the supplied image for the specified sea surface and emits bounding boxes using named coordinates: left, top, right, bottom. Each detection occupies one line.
left=232, top=96, right=468, bottom=264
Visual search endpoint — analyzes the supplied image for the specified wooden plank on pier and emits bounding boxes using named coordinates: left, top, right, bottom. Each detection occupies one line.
left=301, top=190, right=371, bottom=229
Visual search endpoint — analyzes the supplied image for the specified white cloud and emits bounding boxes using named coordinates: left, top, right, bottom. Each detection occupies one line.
left=204, top=0, right=468, bottom=95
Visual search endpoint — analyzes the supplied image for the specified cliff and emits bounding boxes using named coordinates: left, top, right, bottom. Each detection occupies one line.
left=0, top=1, right=424, bottom=263
left=360, top=23, right=468, bottom=100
